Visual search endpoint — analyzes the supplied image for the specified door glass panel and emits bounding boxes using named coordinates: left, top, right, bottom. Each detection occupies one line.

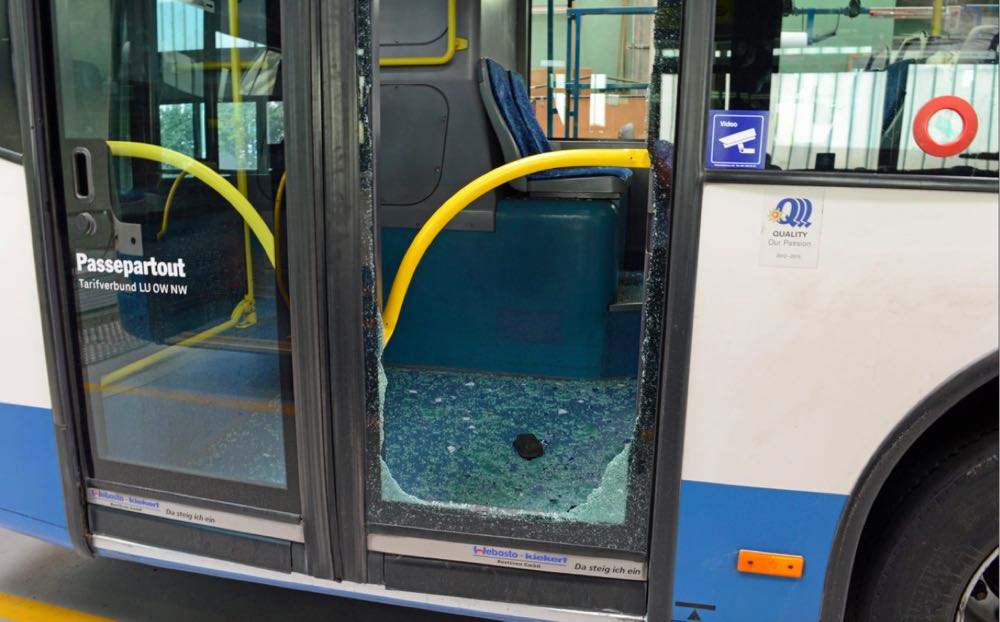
left=365, top=0, right=682, bottom=552
left=53, top=0, right=296, bottom=507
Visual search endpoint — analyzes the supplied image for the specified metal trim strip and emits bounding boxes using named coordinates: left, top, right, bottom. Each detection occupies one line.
left=87, top=488, right=305, bottom=543
left=91, top=535, right=642, bottom=622
left=368, top=534, right=648, bottom=581
left=705, top=169, right=999, bottom=193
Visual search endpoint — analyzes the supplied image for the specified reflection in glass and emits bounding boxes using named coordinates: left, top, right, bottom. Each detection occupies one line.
left=710, top=0, right=999, bottom=175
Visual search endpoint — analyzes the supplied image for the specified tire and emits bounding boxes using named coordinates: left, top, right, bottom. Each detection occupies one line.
left=850, top=428, right=998, bottom=622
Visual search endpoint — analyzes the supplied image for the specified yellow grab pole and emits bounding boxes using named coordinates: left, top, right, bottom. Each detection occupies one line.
left=931, top=0, right=944, bottom=36
left=274, top=172, right=290, bottom=308
left=106, top=141, right=275, bottom=266
left=100, top=298, right=252, bottom=387
left=157, top=169, right=187, bottom=240
left=172, top=60, right=263, bottom=71
left=381, top=148, right=650, bottom=344
left=228, top=0, right=256, bottom=306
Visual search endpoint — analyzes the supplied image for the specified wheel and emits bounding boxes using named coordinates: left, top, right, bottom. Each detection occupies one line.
left=958, top=548, right=998, bottom=622
left=850, top=428, right=998, bottom=621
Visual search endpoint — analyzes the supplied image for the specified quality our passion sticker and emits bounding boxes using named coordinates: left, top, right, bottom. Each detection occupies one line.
left=759, top=191, right=825, bottom=269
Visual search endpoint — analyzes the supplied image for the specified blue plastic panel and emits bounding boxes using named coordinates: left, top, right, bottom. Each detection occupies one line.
left=671, top=480, right=847, bottom=621
left=382, top=198, right=621, bottom=377
left=0, top=402, right=70, bottom=547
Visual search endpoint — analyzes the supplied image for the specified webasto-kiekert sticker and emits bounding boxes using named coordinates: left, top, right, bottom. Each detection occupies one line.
left=75, top=252, right=190, bottom=295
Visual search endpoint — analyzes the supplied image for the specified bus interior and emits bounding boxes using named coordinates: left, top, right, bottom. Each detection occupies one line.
left=371, top=0, right=657, bottom=528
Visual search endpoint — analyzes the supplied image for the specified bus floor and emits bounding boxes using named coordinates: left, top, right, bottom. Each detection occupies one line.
left=382, top=366, right=639, bottom=514
left=0, top=527, right=477, bottom=622
left=83, top=306, right=640, bottom=513
left=84, top=309, right=291, bottom=487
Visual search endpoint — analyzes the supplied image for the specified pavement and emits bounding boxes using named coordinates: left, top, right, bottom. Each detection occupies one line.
left=0, top=527, right=477, bottom=621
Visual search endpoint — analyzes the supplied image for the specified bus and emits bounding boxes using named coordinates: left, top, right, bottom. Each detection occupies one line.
left=0, top=0, right=996, bottom=620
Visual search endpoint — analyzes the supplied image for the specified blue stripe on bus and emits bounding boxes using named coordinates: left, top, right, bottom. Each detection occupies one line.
left=0, top=397, right=853, bottom=620
left=671, top=480, right=847, bottom=622
left=0, top=402, right=71, bottom=548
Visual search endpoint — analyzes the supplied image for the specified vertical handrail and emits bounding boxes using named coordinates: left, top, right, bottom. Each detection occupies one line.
left=573, top=13, right=582, bottom=138
left=546, top=0, right=555, bottom=137
left=931, top=0, right=944, bottom=36
left=564, top=8, right=574, bottom=138
left=228, top=0, right=257, bottom=323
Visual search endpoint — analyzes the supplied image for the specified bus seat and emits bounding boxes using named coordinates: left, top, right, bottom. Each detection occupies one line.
left=381, top=197, right=627, bottom=378
left=478, top=58, right=632, bottom=198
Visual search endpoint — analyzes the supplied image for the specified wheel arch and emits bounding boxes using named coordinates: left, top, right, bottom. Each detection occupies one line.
left=819, top=350, right=1000, bottom=622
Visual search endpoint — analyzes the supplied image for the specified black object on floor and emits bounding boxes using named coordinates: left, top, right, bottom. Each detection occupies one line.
left=513, top=433, right=544, bottom=460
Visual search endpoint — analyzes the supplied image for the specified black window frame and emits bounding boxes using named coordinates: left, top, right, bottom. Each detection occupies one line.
left=0, top=0, right=23, bottom=160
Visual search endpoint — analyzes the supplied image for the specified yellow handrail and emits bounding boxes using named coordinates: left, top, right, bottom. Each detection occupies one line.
left=229, top=0, right=257, bottom=312
left=157, top=169, right=187, bottom=240
left=931, top=0, right=944, bottom=36
left=380, top=0, right=466, bottom=67
left=100, top=298, right=253, bottom=387
left=170, top=60, right=266, bottom=71
left=381, top=148, right=651, bottom=345
left=106, top=140, right=275, bottom=267
left=274, top=172, right=290, bottom=308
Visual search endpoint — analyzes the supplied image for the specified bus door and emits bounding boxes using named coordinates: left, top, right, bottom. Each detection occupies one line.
left=44, top=0, right=309, bottom=571
left=361, top=0, right=679, bottom=614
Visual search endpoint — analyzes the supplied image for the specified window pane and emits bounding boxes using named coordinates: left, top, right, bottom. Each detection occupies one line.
left=709, top=0, right=999, bottom=176
left=54, top=0, right=295, bottom=502
left=218, top=101, right=258, bottom=170
left=159, top=103, right=196, bottom=157
left=266, top=101, right=284, bottom=145
left=530, top=0, right=657, bottom=139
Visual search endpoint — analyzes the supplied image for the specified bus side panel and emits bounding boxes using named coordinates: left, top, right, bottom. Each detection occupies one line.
left=670, top=184, right=998, bottom=620
left=0, top=158, right=70, bottom=547
left=671, top=481, right=846, bottom=621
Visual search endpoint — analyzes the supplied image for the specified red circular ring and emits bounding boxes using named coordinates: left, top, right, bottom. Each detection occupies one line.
left=912, top=95, right=979, bottom=158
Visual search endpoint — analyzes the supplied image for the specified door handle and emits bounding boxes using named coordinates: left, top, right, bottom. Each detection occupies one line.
left=71, top=146, right=94, bottom=202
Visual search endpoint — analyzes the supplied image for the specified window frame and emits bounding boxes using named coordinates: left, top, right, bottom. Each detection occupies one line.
left=706, top=168, right=1000, bottom=192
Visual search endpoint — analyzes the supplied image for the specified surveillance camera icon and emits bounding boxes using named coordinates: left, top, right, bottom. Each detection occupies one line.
left=718, top=128, right=758, bottom=154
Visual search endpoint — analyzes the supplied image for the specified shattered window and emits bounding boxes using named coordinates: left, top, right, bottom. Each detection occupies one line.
left=363, top=0, right=682, bottom=552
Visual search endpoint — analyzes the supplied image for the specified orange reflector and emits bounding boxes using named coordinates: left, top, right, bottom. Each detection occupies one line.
left=737, top=549, right=804, bottom=579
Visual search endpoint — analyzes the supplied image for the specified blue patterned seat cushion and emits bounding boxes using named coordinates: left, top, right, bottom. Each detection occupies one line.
left=484, top=58, right=634, bottom=184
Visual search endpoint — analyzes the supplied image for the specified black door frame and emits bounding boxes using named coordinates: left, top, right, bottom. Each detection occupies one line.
left=643, top=0, right=715, bottom=619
